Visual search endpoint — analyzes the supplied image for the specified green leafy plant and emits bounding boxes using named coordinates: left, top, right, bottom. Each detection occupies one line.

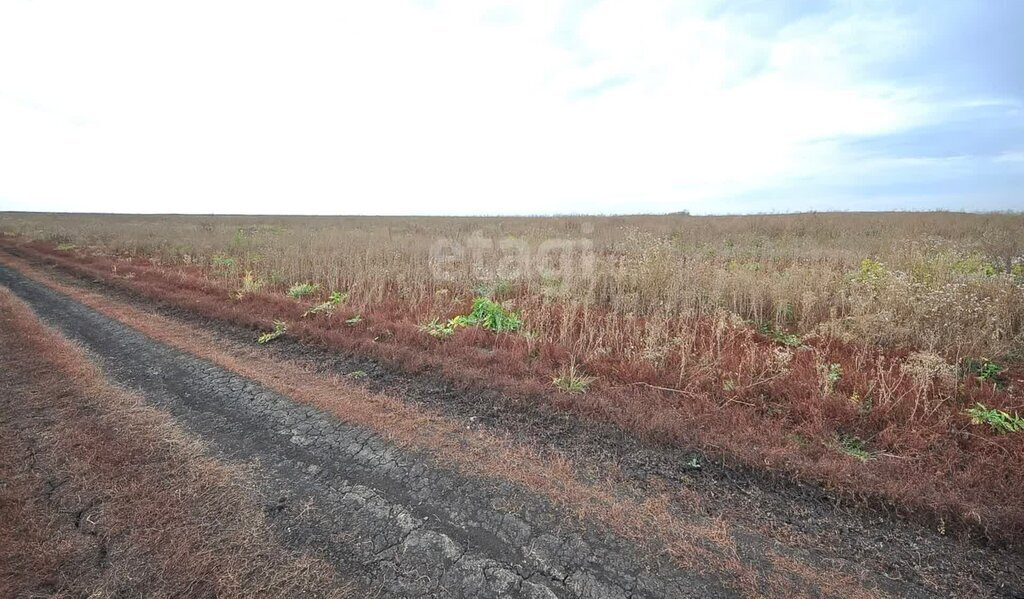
left=827, top=362, right=843, bottom=383
left=233, top=271, right=264, bottom=299
left=552, top=362, right=595, bottom=394
left=464, top=297, right=522, bottom=332
left=419, top=318, right=456, bottom=338
left=287, top=282, right=320, bottom=299
left=1012, top=262, right=1024, bottom=278
left=853, top=257, right=886, bottom=282
left=837, top=434, right=872, bottom=461
left=966, top=403, right=1024, bottom=434
left=211, top=254, right=235, bottom=268
left=757, top=322, right=801, bottom=347
left=303, top=290, right=348, bottom=317
left=256, top=320, right=287, bottom=344
left=963, top=358, right=1006, bottom=387
left=816, top=362, right=843, bottom=395
left=419, top=297, right=523, bottom=340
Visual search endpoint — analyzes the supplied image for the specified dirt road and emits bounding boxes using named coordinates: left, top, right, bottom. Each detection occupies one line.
left=1, top=258, right=1021, bottom=598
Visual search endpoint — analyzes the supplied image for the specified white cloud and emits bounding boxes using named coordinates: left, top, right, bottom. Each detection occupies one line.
left=995, top=151, right=1024, bottom=164
left=0, top=0, right=1012, bottom=214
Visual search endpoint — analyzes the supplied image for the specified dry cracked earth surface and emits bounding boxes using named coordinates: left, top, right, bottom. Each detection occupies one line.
left=1, top=256, right=1022, bottom=598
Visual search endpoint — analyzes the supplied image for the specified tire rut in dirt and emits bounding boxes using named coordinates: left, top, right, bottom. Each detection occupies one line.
left=0, top=265, right=731, bottom=598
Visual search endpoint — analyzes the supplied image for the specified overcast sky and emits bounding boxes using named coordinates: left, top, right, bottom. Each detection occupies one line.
left=0, top=0, right=1021, bottom=215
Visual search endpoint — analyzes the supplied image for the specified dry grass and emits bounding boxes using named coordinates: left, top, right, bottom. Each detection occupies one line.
left=0, top=286, right=349, bottom=598
left=3, top=211, right=1022, bottom=357
left=1, top=211, right=1022, bottom=548
left=0, top=250, right=879, bottom=598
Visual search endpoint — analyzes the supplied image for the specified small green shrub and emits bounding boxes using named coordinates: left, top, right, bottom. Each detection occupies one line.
left=419, top=297, right=523, bottom=340
left=757, top=322, right=801, bottom=347
left=854, top=258, right=886, bottom=282
left=552, top=363, right=595, bottom=394
left=935, top=253, right=1000, bottom=277
left=287, top=282, right=320, bottom=299
left=963, top=358, right=1005, bottom=387
left=966, top=403, right=1024, bottom=434
left=257, top=320, right=287, bottom=344
left=465, top=297, right=522, bottom=332
left=303, top=290, right=347, bottom=317
left=815, top=361, right=843, bottom=395
left=837, top=434, right=872, bottom=461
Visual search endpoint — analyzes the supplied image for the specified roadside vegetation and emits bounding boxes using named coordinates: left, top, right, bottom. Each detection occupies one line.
left=2, top=211, right=1022, bottom=545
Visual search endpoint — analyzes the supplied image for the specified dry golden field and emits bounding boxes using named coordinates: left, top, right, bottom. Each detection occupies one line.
left=4, top=211, right=1022, bottom=358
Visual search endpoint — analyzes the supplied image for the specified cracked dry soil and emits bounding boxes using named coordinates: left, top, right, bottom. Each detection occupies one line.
left=0, top=265, right=730, bottom=598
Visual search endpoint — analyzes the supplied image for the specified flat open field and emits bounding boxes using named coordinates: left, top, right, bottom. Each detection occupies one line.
left=1, top=211, right=1022, bottom=597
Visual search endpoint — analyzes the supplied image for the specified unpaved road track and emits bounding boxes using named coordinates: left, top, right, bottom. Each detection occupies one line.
left=2, top=259, right=1022, bottom=598
left=0, top=265, right=721, bottom=598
